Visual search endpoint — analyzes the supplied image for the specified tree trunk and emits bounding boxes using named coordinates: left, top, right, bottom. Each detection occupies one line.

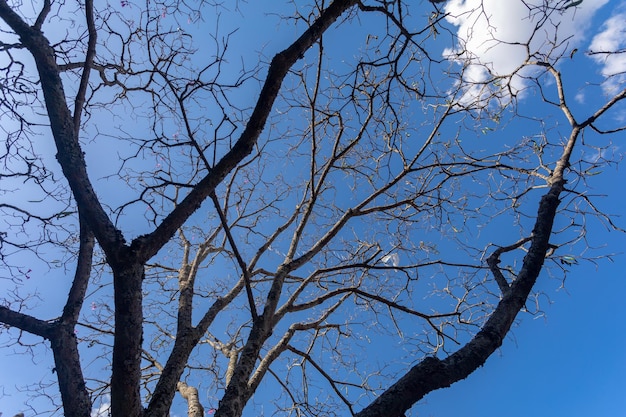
left=110, top=260, right=145, bottom=417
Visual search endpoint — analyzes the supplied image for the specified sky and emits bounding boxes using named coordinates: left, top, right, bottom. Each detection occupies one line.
left=1, top=0, right=625, bottom=416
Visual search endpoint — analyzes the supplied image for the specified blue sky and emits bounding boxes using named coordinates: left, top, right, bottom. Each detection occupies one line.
left=1, top=1, right=625, bottom=416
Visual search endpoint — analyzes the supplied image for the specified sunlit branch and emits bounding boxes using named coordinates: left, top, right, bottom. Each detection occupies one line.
left=249, top=297, right=348, bottom=394
left=177, top=381, right=205, bottom=417
left=584, top=88, right=626, bottom=130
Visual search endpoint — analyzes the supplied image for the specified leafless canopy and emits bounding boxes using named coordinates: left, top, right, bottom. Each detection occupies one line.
left=0, top=1, right=624, bottom=417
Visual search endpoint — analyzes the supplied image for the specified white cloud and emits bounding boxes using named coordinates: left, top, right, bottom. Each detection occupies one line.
left=442, top=0, right=610, bottom=106
left=589, top=10, right=626, bottom=94
left=91, top=396, right=111, bottom=417
left=382, top=253, right=400, bottom=267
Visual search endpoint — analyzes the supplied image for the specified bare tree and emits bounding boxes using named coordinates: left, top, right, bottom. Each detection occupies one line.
left=0, top=1, right=624, bottom=417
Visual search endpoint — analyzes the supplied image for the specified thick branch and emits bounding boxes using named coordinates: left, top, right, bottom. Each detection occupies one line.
left=355, top=74, right=625, bottom=414
left=133, top=0, right=361, bottom=264
left=486, top=236, right=532, bottom=295
left=0, top=1, right=125, bottom=260
left=178, top=382, right=205, bottom=417
left=49, top=326, right=91, bottom=417
left=72, top=0, right=96, bottom=135
left=0, top=307, right=53, bottom=339
left=355, top=181, right=563, bottom=417
left=146, top=278, right=246, bottom=417
left=61, top=216, right=95, bottom=324
left=357, top=70, right=626, bottom=417
left=51, top=216, right=94, bottom=417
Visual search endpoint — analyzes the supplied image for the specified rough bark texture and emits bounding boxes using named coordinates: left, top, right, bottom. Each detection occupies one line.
left=53, top=219, right=94, bottom=417
left=146, top=279, right=245, bottom=416
left=146, top=334, right=200, bottom=417
left=110, top=259, right=145, bottom=417
left=0, top=307, right=53, bottom=339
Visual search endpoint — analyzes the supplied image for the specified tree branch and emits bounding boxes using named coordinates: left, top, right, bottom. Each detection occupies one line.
left=133, top=0, right=361, bottom=264
left=0, top=307, right=53, bottom=339
left=178, top=381, right=205, bottom=417
left=210, top=192, right=258, bottom=322
left=0, top=0, right=126, bottom=261
left=486, top=236, right=532, bottom=295
left=355, top=180, right=563, bottom=417
left=72, top=0, right=96, bottom=135
left=61, top=216, right=95, bottom=324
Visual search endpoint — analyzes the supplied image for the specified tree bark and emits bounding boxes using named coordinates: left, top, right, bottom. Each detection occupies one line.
left=53, top=218, right=94, bottom=417
left=110, top=259, right=145, bottom=417
left=178, top=382, right=205, bottom=417
left=0, top=1, right=125, bottom=259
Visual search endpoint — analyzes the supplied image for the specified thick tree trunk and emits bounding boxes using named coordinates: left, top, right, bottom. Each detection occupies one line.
left=110, top=260, right=145, bottom=417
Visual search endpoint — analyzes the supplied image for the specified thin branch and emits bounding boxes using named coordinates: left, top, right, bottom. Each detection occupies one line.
left=209, top=192, right=258, bottom=321
left=133, top=0, right=361, bottom=263
left=61, top=216, right=95, bottom=324
left=287, top=345, right=356, bottom=416
left=72, top=0, right=96, bottom=135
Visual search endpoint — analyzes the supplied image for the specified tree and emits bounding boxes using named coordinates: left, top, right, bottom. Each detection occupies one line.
left=0, top=1, right=624, bottom=416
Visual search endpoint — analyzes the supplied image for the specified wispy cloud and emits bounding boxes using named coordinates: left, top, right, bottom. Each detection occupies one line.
left=589, top=9, right=626, bottom=94
left=441, top=0, right=610, bottom=106
left=382, top=253, right=400, bottom=267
